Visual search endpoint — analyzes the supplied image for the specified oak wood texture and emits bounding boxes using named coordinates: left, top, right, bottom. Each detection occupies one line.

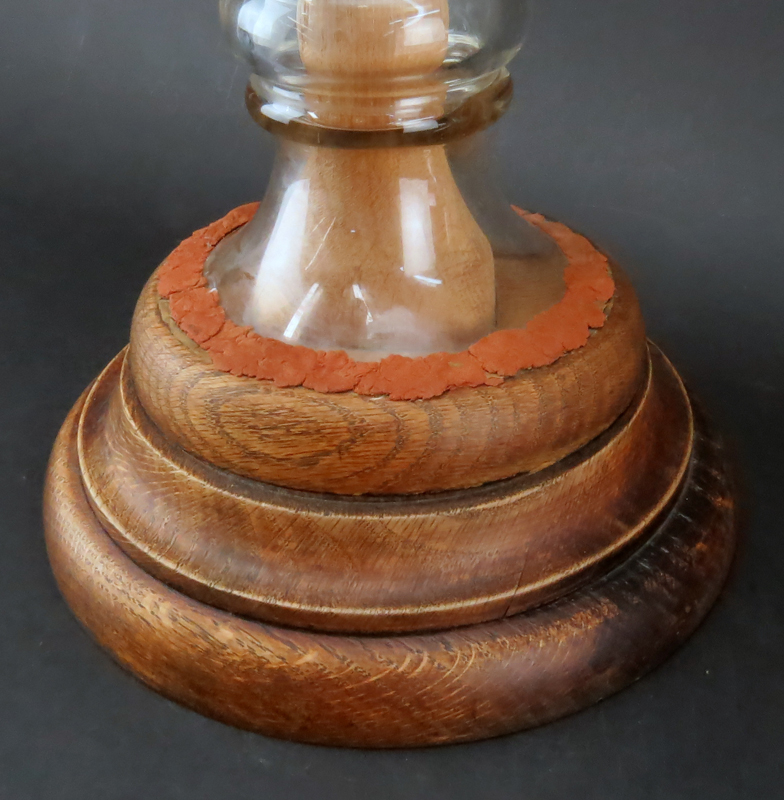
left=130, top=262, right=647, bottom=496
left=77, top=344, right=689, bottom=634
left=44, top=385, right=737, bottom=748
left=43, top=186, right=735, bottom=743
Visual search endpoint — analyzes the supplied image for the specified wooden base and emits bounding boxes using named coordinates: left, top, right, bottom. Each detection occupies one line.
left=43, top=224, right=737, bottom=746
left=44, top=352, right=736, bottom=748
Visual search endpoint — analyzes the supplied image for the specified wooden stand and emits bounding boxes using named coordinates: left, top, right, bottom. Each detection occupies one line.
left=43, top=253, right=737, bottom=747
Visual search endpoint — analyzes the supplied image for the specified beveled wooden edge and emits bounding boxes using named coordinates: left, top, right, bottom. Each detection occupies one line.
left=130, top=263, right=647, bottom=495
left=44, top=384, right=737, bottom=748
left=75, top=344, right=693, bottom=634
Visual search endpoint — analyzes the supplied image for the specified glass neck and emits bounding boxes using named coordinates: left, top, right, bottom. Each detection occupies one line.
left=204, top=131, right=567, bottom=360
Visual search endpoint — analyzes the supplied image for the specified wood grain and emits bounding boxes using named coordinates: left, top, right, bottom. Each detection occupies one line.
left=77, top=344, right=690, bottom=634
left=130, top=262, right=647, bottom=495
left=44, top=388, right=737, bottom=748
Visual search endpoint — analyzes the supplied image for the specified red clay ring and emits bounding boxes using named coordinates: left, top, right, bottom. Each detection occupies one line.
left=157, top=204, right=615, bottom=401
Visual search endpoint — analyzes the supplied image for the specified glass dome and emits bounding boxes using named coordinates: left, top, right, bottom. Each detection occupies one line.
left=207, top=0, right=570, bottom=361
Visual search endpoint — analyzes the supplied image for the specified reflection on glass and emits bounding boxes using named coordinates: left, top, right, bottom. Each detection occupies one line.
left=207, top=0, right=563, bottom=359
left=221, top=0, right=530, bottom=131
left=205, top=136, right=566, bottom=359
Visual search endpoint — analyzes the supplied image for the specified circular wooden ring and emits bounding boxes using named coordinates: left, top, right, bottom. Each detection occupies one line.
left=78, top=345, right=692, bottom=634
left=44, top=382, right=737, bottom=748
left=130, top=265, right=647, bottom=496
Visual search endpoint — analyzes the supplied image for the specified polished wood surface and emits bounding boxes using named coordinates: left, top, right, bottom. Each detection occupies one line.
left=43, top=248, right=737, bottom=744
left=45, top=389, right=736, bottom=748
left=130, top=262, right=647, bottom=495
left=77, top=344, right=689, bottom=634
left=40, top=1, right=738, bottom=748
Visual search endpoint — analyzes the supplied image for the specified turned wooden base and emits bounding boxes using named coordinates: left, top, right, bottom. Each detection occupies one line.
left=44, top=348, right=736, bottom=748
left=43, top=214, right=738, bottom=746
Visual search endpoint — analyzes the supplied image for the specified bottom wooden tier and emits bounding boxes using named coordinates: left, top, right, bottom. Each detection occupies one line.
left=44, top=368, right=737, bottom=748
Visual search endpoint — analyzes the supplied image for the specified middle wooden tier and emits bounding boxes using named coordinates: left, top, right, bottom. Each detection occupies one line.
left=78, top=335, right=691, bottom=634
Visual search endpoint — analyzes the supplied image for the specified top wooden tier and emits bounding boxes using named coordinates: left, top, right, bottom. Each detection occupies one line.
left=129, top=259, right=646, bottom=496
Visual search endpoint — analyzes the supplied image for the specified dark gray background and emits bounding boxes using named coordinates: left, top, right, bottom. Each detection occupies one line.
left=1, top=0, right=782, bottom=798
